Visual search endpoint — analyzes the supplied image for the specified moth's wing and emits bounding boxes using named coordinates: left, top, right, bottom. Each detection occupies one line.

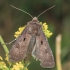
left=9, top=26, right=32, bottom=62
left=32, top=31, right=55, bottom=68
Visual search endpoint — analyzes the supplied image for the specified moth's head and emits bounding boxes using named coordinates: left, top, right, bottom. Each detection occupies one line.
left=32, top=17, right=39, bottom=22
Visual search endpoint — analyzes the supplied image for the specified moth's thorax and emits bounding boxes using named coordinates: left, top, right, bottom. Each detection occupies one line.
left=27, top=17, right=42, bottom=35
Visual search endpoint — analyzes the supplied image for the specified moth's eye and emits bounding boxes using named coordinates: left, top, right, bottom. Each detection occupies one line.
left=41, top=41, right=43, bottom=45
left=23, top=38, right=26, bottom=41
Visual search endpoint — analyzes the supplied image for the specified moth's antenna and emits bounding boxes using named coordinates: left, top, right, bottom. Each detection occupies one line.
left=10, top=5, right=33, bottom=18
left=37, top=5, right=55, bottom=18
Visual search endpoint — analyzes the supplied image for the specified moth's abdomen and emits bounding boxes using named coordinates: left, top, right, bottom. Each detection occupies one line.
left=27, top=36, right=36, bottom=54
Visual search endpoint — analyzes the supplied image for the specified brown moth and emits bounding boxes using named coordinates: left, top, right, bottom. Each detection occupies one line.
left=9, top=5, right=55, bottom=68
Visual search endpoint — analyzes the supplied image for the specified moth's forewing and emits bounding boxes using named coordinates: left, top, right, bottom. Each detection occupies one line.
left=32, top=29, right=55, bottom=68
left=9, top=26, right=32, bottom=62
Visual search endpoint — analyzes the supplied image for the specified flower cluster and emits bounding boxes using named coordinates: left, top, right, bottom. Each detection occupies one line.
left=0, top=54, right=28, bottom=70
left=40, top=22, right=52, bottom=38
left=11, top=62, right=24, bottom=70
left=14, top=26, right=26, bottom=38
left=0, top=55, right=9, bottom=70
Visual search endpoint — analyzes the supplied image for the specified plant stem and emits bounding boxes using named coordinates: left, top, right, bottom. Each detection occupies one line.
left=0, top=35, right=9, bottom=54
left=56, top=34, right=62, bottom=70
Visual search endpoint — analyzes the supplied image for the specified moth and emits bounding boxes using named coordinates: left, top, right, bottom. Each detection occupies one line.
left=9, top=5, right=55, bottom=68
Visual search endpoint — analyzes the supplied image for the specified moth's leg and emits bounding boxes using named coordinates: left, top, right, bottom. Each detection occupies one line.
left=6, top=38, right=17, bottom=44
left=2, top=38, right=16, bottom=45
left=1, top=33, right=22, bottom=45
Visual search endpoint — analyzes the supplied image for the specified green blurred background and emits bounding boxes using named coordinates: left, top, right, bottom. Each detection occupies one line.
left=0, top=0, right=70, bottom=70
